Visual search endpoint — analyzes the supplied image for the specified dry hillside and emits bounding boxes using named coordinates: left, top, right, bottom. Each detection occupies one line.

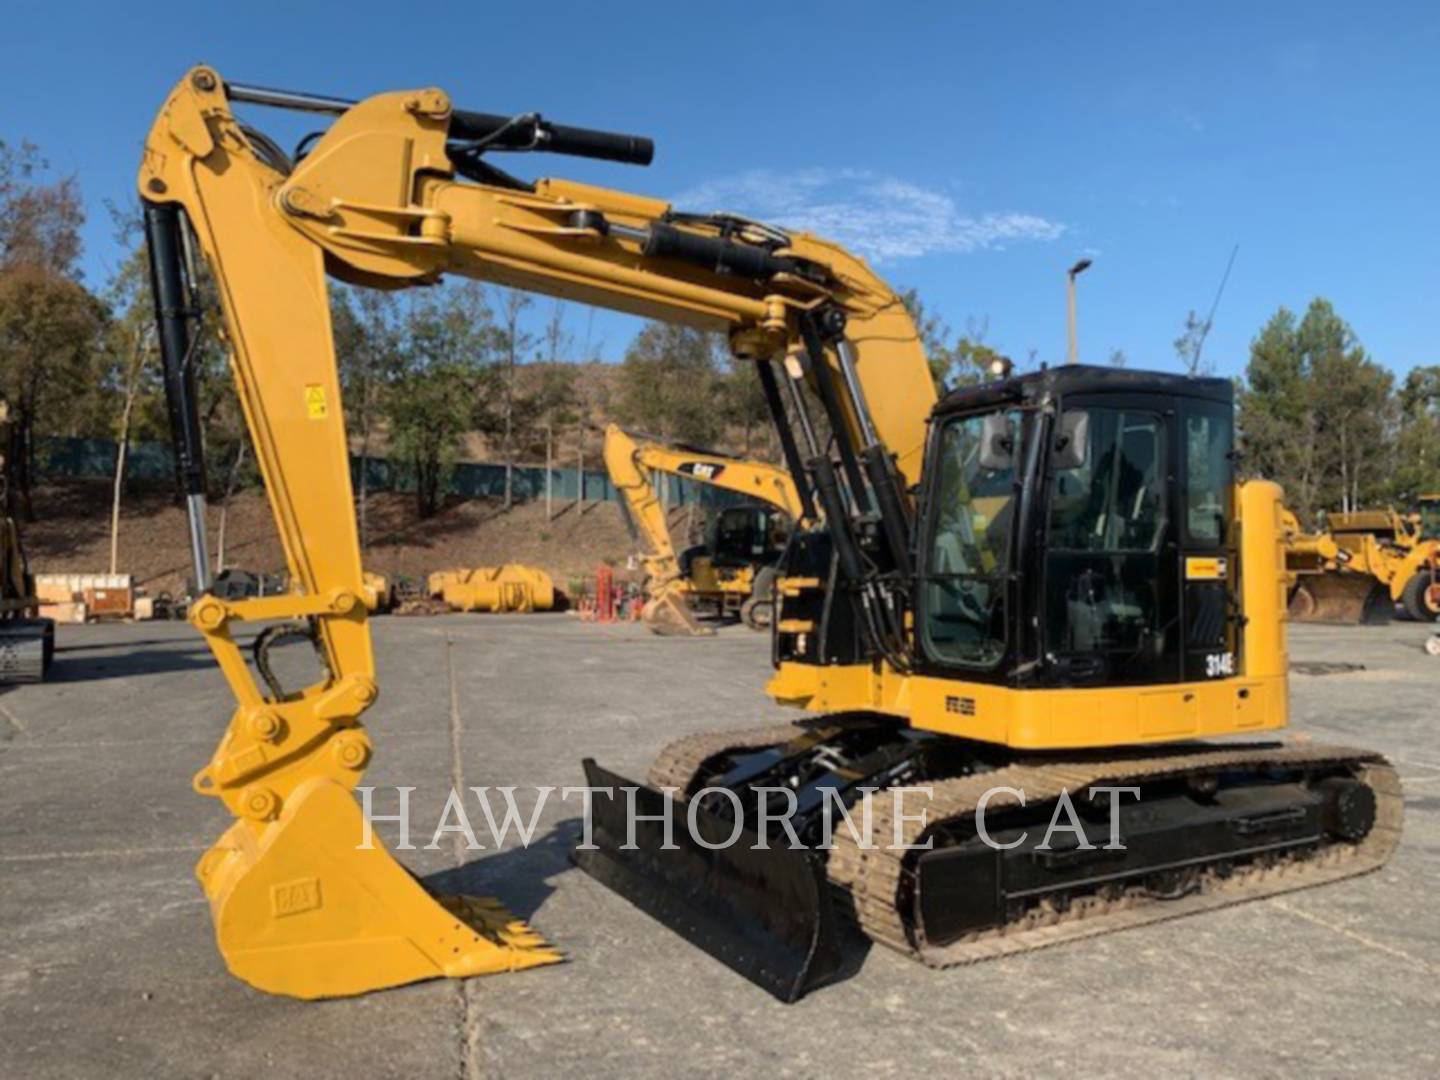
left=20, top=478, right=718, bottom=601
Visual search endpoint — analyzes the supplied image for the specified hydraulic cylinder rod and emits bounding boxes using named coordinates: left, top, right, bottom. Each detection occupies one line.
left=142, top=200, right=211, bottom=592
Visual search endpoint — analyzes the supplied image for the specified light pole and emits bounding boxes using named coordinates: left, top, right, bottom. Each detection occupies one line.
left=1066, top=258, right=1092, bottom=364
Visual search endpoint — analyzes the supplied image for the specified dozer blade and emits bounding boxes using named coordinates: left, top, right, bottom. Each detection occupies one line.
left=1289, top=574, right=1392, bottom=624
left=571, top=759, right=844, bottom=1002
left=642, top=589, right=715, bottom=637
left=198, top=777, right=561, bottom=999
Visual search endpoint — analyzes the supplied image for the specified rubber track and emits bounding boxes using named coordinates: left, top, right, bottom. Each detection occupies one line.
left=646, top=720, right=807, bottom=792
left=644, top=727, right=1404, bottom=968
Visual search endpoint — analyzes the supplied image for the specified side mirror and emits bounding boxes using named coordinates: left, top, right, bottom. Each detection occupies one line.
left=1051, top=410, right=1090, bottom=471
left=979, top=413, right=1016, bottom=471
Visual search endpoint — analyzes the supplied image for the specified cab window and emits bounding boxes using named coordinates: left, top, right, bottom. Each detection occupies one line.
left=1183, top=403, right=1231, bottom=545
left=1045, top=408, right=1167, bottom=663
left=921, top=410, right=1020, bottom=668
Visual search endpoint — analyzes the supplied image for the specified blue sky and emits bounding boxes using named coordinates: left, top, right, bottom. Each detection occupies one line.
left=3, top=1, right=1437, bottom=379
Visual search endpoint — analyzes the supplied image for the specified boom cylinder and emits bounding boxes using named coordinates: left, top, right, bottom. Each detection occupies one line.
left=143, top=200, right=211, bottom=592
left=226, top=81, right=654, bottom=165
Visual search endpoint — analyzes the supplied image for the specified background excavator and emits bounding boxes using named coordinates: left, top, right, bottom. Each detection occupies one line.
left=603, top=423, right=803, bottom=635
left=141, top=68, right=1401, bottom=1004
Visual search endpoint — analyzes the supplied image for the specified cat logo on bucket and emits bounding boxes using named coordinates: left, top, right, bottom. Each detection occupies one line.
left=272, top=877, right=322, bottom=917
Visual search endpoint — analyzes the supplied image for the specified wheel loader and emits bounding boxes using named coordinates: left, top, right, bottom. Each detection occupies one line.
left=1284, top=506, right=1440, bottom=623
left=603, top=423, right=804, bottom=635
left=139, top=68, right=1402, bottom=1003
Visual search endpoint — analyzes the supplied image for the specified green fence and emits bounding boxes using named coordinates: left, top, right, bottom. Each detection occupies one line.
left=35, top=436, right=739, bottom=510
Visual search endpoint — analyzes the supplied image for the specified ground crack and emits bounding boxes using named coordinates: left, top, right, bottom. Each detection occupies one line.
left=446, top=635, right=484, bottom=1080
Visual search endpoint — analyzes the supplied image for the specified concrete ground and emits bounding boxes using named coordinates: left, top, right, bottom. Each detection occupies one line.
left=1, top=614, right=1437, bottom=1079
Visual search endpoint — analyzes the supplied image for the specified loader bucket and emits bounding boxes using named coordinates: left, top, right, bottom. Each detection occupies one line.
left=197, top=777, right=561, bottom=999
left=642, top=588, right=715, bottom=637
left=1289, top=574, right=1392, bottom=625
left=572, top=759, right=845, bottom=1002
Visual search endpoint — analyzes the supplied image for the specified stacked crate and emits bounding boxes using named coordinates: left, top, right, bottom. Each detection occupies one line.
left=34, top=573, right=135, bottom=623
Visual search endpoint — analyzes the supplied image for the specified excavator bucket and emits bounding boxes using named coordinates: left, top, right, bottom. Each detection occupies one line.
left=571, top=759, right=845, bottom=1002
left=1289, top=574, right=1393, bottom=625
left=197, top=777, right=561, bottom=999
left=642, top=588, right=715, bottom=637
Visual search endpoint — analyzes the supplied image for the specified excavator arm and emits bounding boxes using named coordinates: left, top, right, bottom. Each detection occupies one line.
left=140, top=67, right=934, bottom=998
left=603, top=423, right=805, bottom=635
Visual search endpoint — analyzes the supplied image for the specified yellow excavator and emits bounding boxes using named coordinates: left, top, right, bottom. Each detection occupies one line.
left=140, top=68, right=1401, bottom=1003
left=603, top=423, right=803, bottom=635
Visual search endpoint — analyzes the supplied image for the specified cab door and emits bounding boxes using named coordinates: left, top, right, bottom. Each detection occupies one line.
left=1177, top=399, right=1237, bottom=682
left=1042, top=395, right=1181, bottom=686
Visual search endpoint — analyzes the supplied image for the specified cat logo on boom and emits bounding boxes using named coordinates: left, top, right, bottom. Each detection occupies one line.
left=678, top=461, right=725, bottom=481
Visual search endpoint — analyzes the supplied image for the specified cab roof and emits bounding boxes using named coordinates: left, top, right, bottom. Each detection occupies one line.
left=933, top=364, right=1232, bottom=417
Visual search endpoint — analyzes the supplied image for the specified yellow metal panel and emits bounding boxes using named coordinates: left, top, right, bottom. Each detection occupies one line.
left=1138, top=689, right=1200, bottom=738
left=777, top=662, right=1286, bottom=750
left=1239, top=481, right=1288, bottom=680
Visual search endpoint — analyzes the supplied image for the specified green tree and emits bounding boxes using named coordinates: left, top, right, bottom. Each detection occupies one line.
left=899, top=287, right=954, bottom=387
left=494, top=289, right=534, bottom=508
left=98, top=236, right=163, bottom=570
left=386, top=284, right=494, bottom=518
left=1174, top=310, right=1214, bottom=376
left=719, top=356, right=778, bottom=459
left=0, top=141, right=82, bottom=274
left=0, top=139, right=107, bottom=517
left=898, top=289, right=1006, bottom=390
left=616, top=323, right=726, bottom=445
left=100, top=203, right=242, bottom=507
left=513, top=365, right=582, bottom=460
left=1305, top=305, right=1394, bottom=513
left=950, top=330, right=1007, bottom=388
left=0, top=267, right=107, bottom=517
left=1389, top=366, right=1440, bottom=503
left=332, top=286, right=403, bottom=545
left=1238, top=299, right=1395, bottom=520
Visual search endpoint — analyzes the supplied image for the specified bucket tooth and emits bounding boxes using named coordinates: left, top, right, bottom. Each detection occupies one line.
left=199, top=777, right=560, bottom=998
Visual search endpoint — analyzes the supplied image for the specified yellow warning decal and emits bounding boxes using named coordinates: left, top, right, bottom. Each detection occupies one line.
left=1185, top=556, right=1228, bottom=581
left=304, top=384, right=328, bottom=420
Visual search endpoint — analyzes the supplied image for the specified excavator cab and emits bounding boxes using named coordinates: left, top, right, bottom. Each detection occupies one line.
left=708, top=503, right=790, bottom=569
left=770, top=367, right=1238, bottom=689
left=916, top=369, right=1236, bottom=688
left=677, top=504, right=783, bottom=576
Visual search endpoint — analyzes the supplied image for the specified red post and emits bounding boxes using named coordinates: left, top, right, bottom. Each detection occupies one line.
left=595, top=565, right=615, bottom=623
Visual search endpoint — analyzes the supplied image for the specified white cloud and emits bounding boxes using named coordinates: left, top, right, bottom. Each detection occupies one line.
left=672, top=168, right=1064, bottom=262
